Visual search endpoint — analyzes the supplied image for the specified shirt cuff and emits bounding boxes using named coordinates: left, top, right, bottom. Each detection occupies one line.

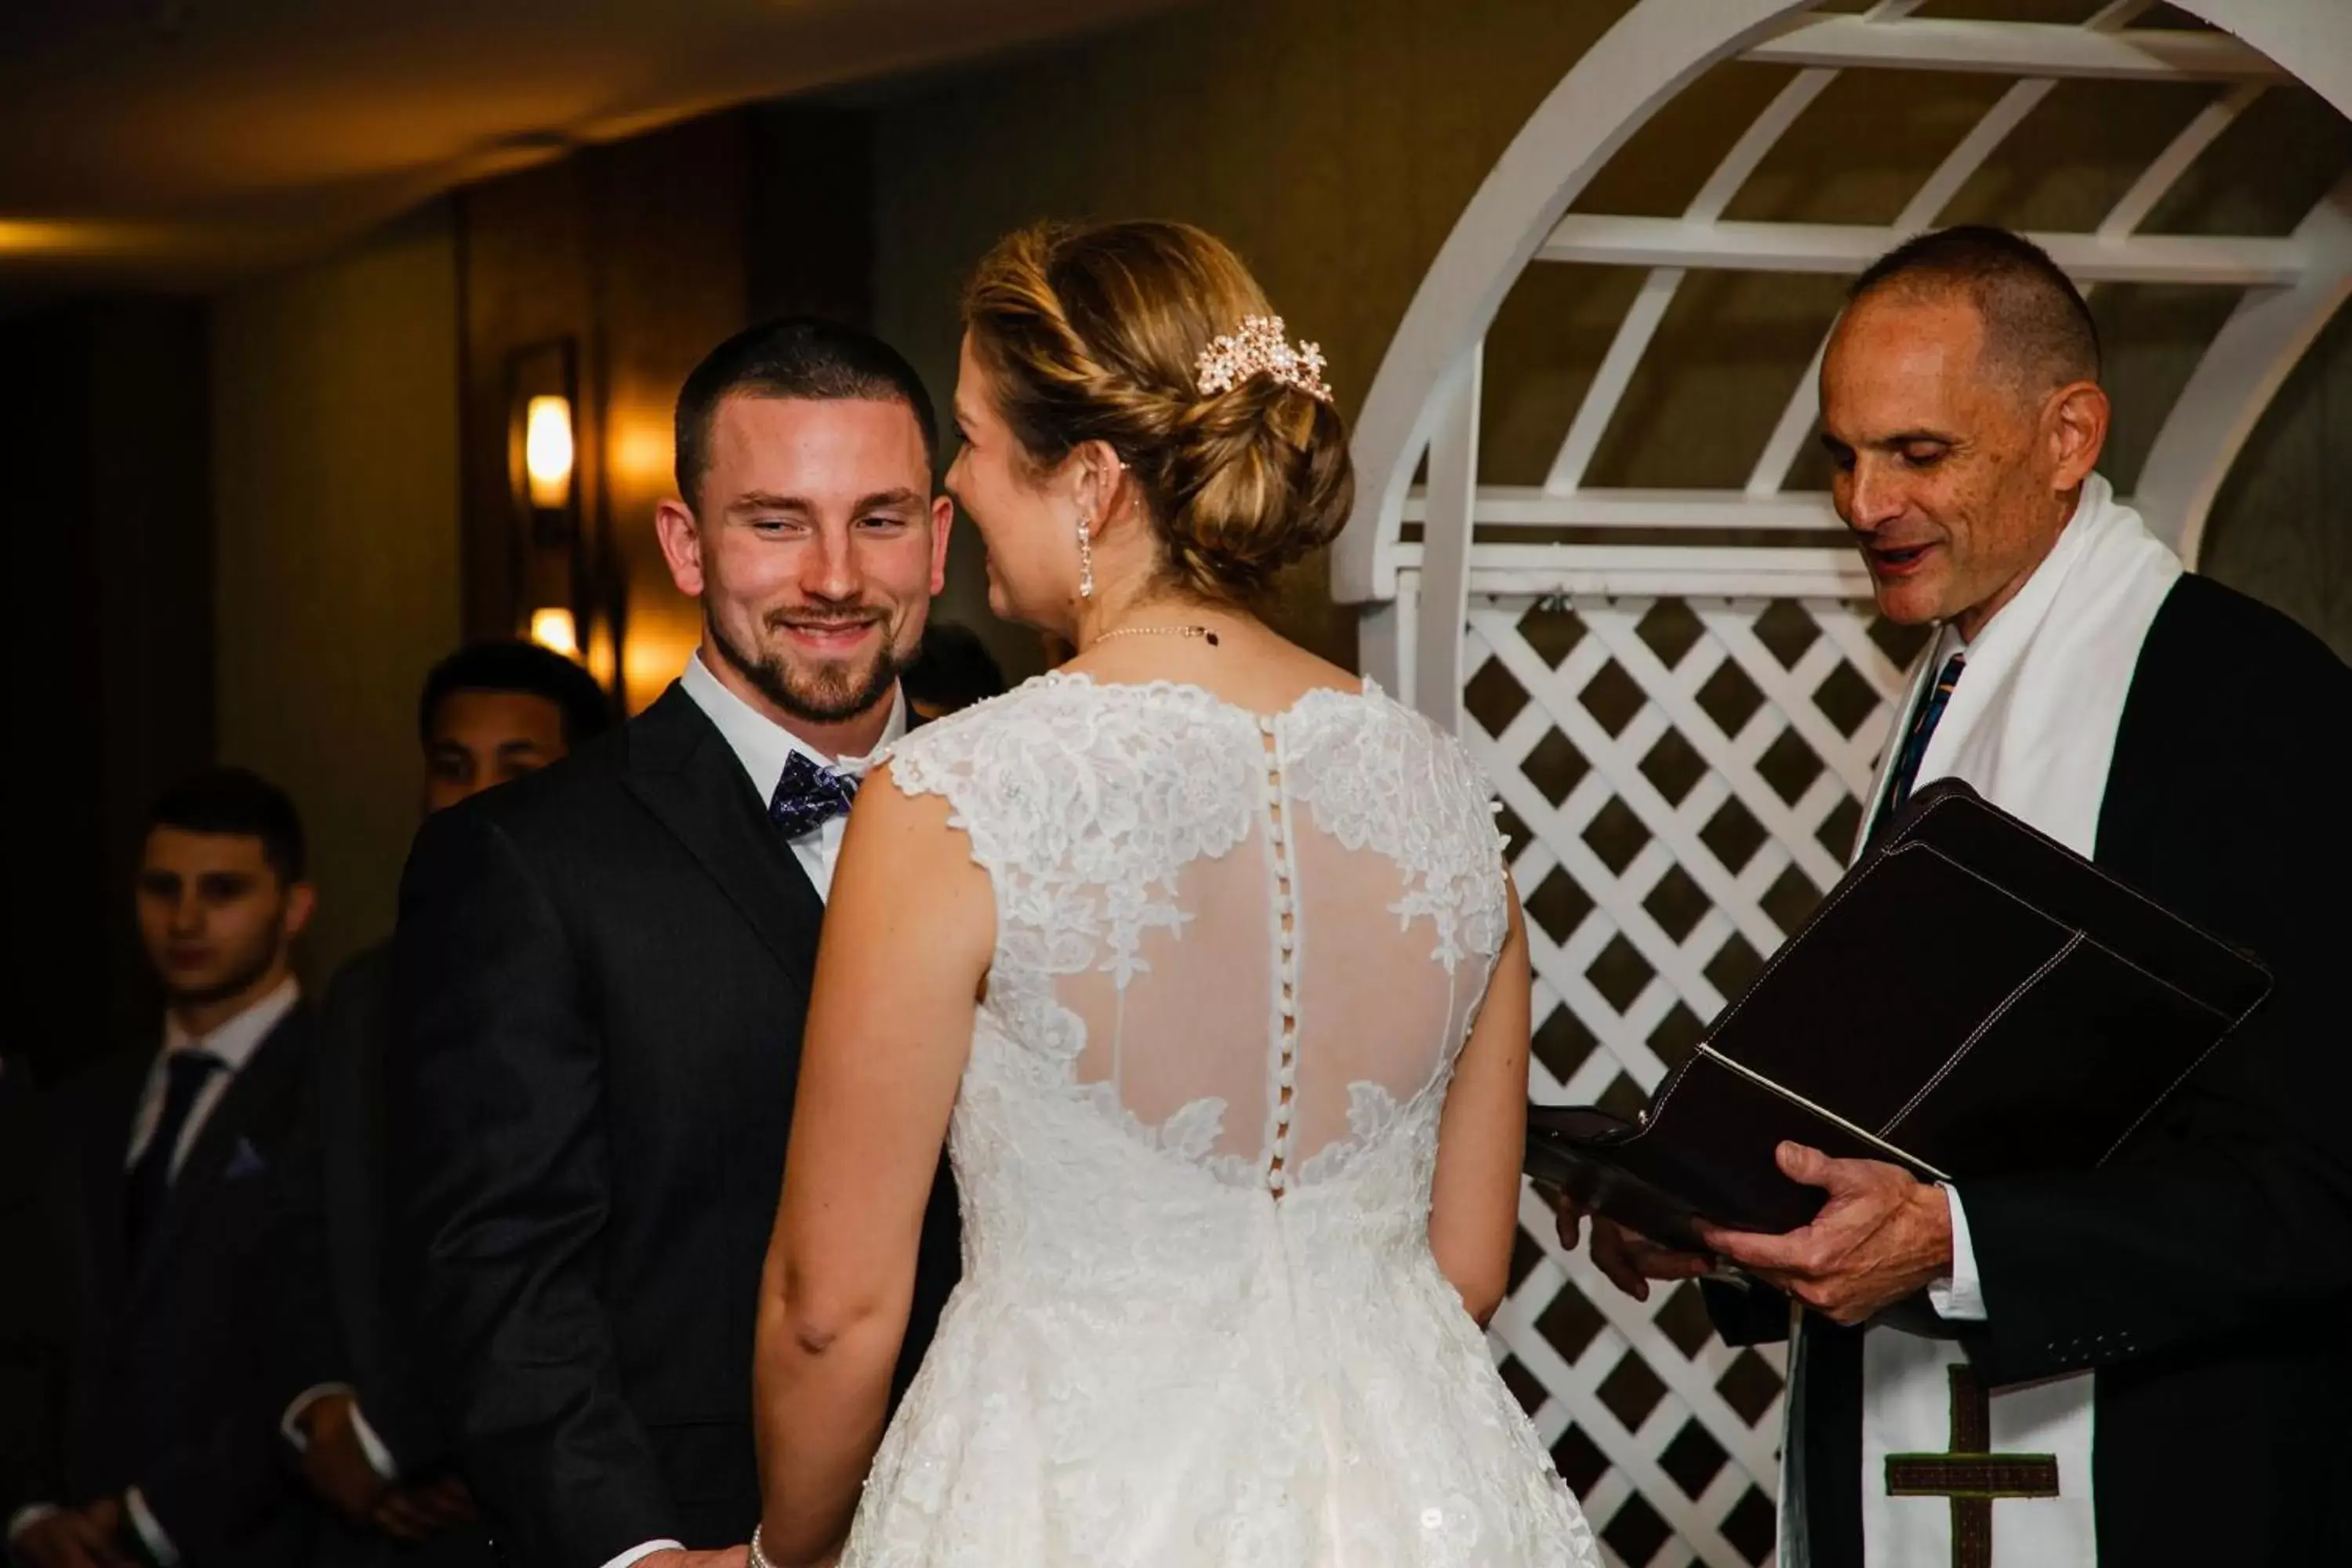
left=347, top=1402, right=401, bottom=1483
left=1926, top=1182, right=1987, bottom=1322
left=6, top=1504, right=62, bottom=1548
left=125, top=1486, right=180, bottom=1568
left=282, top=1382, right=401, bottom=1483
left=600, top=1542, right=686, bottom=1568
left=281, top=1381, right=356, bottom=1451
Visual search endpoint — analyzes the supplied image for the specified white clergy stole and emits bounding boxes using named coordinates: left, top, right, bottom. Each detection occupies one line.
left=1824, top=474, right=2183, bottom=1568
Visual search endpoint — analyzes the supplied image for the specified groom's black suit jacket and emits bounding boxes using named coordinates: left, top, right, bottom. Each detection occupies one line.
left=390, top=682, right=960, bottom=1568
left=1710, top=578, right=2352, bottom=1567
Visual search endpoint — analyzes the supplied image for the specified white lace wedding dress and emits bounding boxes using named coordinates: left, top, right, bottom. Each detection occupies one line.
left=849, top=672, right=1598, bottom=1566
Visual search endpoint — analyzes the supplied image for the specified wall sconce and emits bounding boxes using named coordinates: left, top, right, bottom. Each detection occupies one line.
left=509, top=343, right=580, bottom=551
left=528, top=606, right=580, bottom=658
left=523, top=395, right=575, bottom=510
left=506, top=338, right=616, bottom=683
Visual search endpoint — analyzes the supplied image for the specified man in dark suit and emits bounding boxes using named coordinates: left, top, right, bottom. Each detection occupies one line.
left=6, top=769, right=321, bottom=1568
left=1556, top=227, right=2351, bottom=1566
left=392, top=318, right=961, bottom=1568
left=277, top=641, right=614, bottom=1567
left=0, top=1051, right=67, bottom=1554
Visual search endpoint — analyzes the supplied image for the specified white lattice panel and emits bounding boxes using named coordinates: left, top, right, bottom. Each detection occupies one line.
left=1471, top=592, right=1923, bottom=1568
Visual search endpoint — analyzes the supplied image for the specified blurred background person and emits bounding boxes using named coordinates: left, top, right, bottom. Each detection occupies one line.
left=7, top=770, right=319, bottom=1568
left=898, top=620, right=1006, bottom=721
left=277, top=641, right=612, bottom=1568
left=0, top=1048, right=68, bottom=1567
left=415, top=641, right=616, bottom=815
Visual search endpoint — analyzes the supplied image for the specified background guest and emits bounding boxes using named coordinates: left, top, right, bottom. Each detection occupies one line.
left=278, top=641, right=612, bottom=1567
left=899, top=620, right=1006, bottom=720
left=0, top=1051, right=67, bottom=1565
left=6, top=769, right=320, bottom=1568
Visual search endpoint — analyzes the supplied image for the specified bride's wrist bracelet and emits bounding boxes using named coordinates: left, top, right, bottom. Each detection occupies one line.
left=748, top=1525, right=779, bottom=1568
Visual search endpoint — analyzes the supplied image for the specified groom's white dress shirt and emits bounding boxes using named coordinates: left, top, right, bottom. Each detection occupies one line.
left=596, top=655, right=905, bottom=1568
left=681, top=651, right=906, bottom=903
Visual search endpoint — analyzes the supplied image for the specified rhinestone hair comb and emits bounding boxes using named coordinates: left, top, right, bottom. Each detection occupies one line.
left=1195, top=315, right=1333, bottom=405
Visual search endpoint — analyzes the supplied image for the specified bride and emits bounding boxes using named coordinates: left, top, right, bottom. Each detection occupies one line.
left=748, top=219, right=1597, bottom=1567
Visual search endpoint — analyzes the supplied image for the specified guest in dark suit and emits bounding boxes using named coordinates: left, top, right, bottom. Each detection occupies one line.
left=277, top=641, right=613, bottom=1568
left=0, top=1051, right=68, bottom=1553
left=5, top=769, right=319, bottom=1568
left=899, top=620, right=1005, bottom=722
left=392, top=318, right=961, bottom=1568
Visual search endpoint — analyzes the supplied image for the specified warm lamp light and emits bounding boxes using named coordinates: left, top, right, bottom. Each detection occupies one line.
left=524, top=395, right=575, bottom=509
left=529, top=607, right=580, bottom=659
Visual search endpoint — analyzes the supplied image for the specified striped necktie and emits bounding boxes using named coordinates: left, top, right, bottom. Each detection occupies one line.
left=125, top=1048, right=223, bottom=1259
left=1877, top=650, right=1967, bottom=831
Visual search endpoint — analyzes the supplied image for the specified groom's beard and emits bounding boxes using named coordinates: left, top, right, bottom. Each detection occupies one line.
left=712, top=608, right=908, bottom=725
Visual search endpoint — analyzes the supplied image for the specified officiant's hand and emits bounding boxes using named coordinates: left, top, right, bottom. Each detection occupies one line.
left=1696, top=1142, right=1951, bottom=1325
left=1546, top=1187, right=1715, bottom=1302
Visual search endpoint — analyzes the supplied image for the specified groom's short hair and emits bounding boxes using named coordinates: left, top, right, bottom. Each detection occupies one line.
left=673, top=317, right=939, bottom=510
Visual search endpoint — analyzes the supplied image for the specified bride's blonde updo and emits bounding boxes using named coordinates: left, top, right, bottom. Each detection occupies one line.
left=961, top=220, right=1353, bottom=602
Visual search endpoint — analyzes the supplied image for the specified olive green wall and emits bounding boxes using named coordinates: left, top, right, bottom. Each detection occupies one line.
left=872, top=0, right=1645, bottom=677
left=211, top=202, right=463, bottom=978
left=2204, top=303, right=2350, bottom=658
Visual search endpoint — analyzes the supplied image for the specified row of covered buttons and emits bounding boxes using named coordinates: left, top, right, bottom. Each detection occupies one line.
left=1265, top=713, right=1297, bottom=1195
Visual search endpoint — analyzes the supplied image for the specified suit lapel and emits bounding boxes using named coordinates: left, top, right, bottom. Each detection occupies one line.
left=79, top=1049, right=147, bottom=1319
left=622, top=683, right=825, bottom=991
left=2091, top=578, right=2187, bottom=880
left=127, top=1011, right=306, bottom=1310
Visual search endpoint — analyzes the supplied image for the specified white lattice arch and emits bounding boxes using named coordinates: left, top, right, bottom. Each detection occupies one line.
left=1340, top=0, right=2352, bottom=725
left=1343, top=9, right=2349, bottom=1563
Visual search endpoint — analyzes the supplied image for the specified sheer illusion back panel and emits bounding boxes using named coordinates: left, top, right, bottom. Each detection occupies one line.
left=894, top=673, right=1511, bottom=1193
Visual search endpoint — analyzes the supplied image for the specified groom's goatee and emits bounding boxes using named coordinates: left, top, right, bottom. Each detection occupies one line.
left=714, top=614, right=902, bottom=724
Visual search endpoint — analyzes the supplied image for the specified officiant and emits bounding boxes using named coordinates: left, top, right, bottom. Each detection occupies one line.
left=1554, top=225, right=2351, bottom=1568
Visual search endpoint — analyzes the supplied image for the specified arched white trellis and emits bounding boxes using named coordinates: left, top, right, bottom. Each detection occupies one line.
left=1341, top=6, right=2350, bottom=1563
left=1341, top=0, right=2352, bottom=724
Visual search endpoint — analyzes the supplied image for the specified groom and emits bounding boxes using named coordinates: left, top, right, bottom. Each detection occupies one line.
left=390, top=318, right=962, bottom=1568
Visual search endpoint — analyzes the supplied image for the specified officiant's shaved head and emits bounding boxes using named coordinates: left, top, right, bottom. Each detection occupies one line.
left=1849, top=226, right=2101, bottom=399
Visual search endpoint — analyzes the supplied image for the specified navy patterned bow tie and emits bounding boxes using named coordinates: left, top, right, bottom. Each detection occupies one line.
left=769, top=750, right=860, bottom=840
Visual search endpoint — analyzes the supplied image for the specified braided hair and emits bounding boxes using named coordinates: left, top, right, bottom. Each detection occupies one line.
left=960, top=220, right=1352, bottom=603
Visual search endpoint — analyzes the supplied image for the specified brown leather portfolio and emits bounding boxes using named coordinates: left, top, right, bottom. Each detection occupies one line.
left=1524, top=779, right=2272, bottom=1251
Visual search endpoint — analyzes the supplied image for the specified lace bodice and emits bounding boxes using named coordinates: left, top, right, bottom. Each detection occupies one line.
left=848, top=672, right=1595, bottom=1566
left=881, top=672, right=1508, bottom=1197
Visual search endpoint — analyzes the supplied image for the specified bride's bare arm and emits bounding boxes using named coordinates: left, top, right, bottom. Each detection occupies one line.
left=1426, top=887, right=1533, bottom=1326
left=753, top=767, right=993, bottom=1567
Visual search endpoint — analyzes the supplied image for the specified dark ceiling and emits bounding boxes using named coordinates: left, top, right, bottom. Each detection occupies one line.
left=0, top=0, right=1178, bottom=297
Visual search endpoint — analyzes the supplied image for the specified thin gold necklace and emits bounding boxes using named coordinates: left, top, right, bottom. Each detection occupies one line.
left=1091, top=623, right=1221, bottom=647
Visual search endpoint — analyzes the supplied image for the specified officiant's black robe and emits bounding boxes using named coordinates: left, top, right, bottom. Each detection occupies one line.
left=1711, top=575, right=2352, bottom=1567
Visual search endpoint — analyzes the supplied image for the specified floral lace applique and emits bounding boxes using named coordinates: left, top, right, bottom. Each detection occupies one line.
left=854, top=673, right=1597, bottom=1566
